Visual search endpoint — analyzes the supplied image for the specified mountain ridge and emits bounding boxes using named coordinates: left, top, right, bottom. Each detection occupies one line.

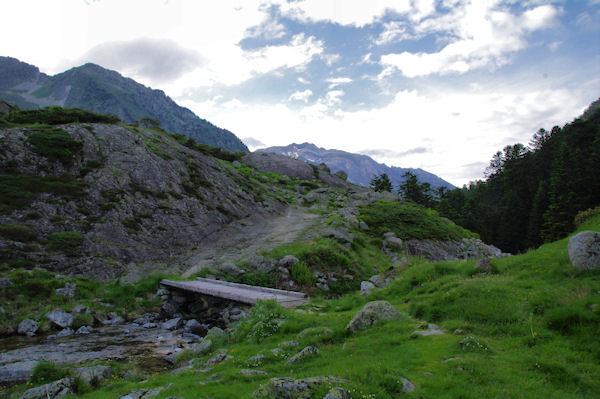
left=0, top=56, right=248, bottom=152
left=257, top=142, right=454, bottom=190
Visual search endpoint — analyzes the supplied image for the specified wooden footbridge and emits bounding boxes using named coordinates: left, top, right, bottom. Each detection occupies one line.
left=160, top=277, right=309, bottom=308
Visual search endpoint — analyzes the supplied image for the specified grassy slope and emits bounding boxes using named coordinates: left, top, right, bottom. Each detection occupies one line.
left=49, top=216, right=598, bottom=399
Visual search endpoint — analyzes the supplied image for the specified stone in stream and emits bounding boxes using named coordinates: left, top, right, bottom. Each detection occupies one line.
left=75, top=326, right=92, bottom=335
left=184, top=318, right=207, bottom=335
left=56, top=328, right=74, bottom=338
left=161, top=317, right=183, bottom=330
left=17, top=319, right=39, bottom=337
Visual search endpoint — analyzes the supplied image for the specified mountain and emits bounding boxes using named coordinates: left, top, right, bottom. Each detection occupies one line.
left=0, top=56, right=248, bottom=152
left=257, top=142, right=454, bottom=190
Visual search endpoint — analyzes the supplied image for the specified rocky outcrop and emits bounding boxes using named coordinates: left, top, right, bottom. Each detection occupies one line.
left=346, top=301, right=403, bottom=333
left=405, top=237, right=504, bottom=261
left=20, top=378, right=76, bottom=399
left=254, top=376, right=346, bottom=399
left=568, top=231, right=600, bottom=270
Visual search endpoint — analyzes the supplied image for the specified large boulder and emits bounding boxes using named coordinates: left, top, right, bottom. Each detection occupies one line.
left=254, top=376, right=346, bottom=399
left=568, top=231, right=600, bottom=270
left=73, top=365, right=113, bottom=385
left=45, top=309, right=73, bottom=329
left=20, top=378, right=76, bottom=399
left=0, top=360, right=37, bottom=384
left=17, top=319, right=39, bottom=337
left=346, top=301, right=403, bottom=333
left=242, top=153, right=315, bottom=180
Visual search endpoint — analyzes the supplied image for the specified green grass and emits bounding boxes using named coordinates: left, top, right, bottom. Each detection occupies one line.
left=26, top=125, right=83, bottom=165
left=359, top=201, right=478, bottom=240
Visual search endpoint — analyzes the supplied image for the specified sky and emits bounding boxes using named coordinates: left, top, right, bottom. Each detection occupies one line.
left=1, top=0, right=599, bottom=186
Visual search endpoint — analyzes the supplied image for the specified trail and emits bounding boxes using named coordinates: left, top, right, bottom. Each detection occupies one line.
left=181, top=205, right=321, bottom=277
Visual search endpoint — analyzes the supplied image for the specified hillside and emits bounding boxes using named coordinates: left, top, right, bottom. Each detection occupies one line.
left=258, top=142, right=454, bottom=190
left=0, top=56, right=248, bottom=152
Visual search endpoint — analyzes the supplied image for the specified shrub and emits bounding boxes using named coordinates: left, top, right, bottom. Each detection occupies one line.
left=233, top=300, right=286, bottom=343
left=0, top=224, right=37, bottom=242
left=26, top=126, right=83, bottom=165
left=47, top=231, right=84, bottom=255
left=29, top=361, right=71, bottom=385
left=574, top=206, right=600, bottom=227
left=291, top=261, right=316, bottom=286
left=7, top=106, right=120, bottom=125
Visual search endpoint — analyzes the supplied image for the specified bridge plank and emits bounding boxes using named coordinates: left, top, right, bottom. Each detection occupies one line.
left=160, top=278, right=309, bottom=308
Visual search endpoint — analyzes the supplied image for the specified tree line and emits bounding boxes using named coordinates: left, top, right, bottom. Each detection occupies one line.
left=370, top=100, right=600, bottom=253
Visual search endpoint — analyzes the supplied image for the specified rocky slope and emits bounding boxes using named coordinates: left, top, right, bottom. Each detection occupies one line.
left=258, top=142, right=454, bottom=189
left=0, top=56, right=247, bottom=152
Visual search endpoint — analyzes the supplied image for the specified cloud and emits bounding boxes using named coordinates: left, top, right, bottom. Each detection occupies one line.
left=245, top=16, right=286, bottom=40
left=242, top=137, right=266, bottom=149
left=289, top=89, right=313, bottom=102
left=79, top=37, right=204, bottom=84
left=360, top=147, right=429, bottom=158
left=380, top=3, right=560, bottom=78
left=244, top=33, right=324, bottom=74
left=326, top=77, right=353, bottom=89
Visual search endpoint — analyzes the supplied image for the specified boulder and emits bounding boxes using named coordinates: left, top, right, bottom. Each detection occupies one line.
left=358, top=221, right=369, bottom=231
left=207, top=326, right=225, bottom=337
left=191, top=339, right=212, bottom=355
left=568, top=231, right=600, bottom=270
left=254, top=376, right=346, bottom=399
left=0, top=360, right=37, bottom=384
left=184, top=319, right=207, bottom=335
left=73, top=365, right=113, bottom=385
left=321, top=227, right=354, bottom=244
left=55, top=283, right=76, bottom=297
left=161, top=317, right=183, bottom=330
left=384, top=236, right=403, bottom=249
left=20, top=378, right=76, bottom=399
left=218, top=262, right=245, bottom=277
left=17, top=319, right=39, bottom=337
left=75, top=326, right=92, bottom=335
left=119, top=383, right=173, bottom=399
left=279, top=255, right=300, bottom=267
left=286, top=346, right=319, bottom=365
left=56, top=328, right=74, bottom=338
left=242, top=153, right=315, bottom=180
left=46, top=309, right=73, bottom=329
left=324, top=387, right=348, bottom=399
left=346, top=301, right=403, bottom=333
left=360, top=281, right=375, bottom=295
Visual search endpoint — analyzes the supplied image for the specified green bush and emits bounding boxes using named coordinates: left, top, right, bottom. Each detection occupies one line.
left=29, top=361, right=71, bottom=385
left=233, top=300, right=286, bottom=343
left=47, top=231, right=84, bottom=255
left=574, top=206, right=600, bottom=227
left=291, top=261, right=316, bottom=286
left=26, top=126, right=83, bottom=165
left=0, top=224, right=37, bottom=242
left=7, top=106, right=120, bottom=125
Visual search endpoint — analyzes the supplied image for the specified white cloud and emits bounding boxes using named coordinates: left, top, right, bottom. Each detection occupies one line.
left=289, top=89, right=313, bottom=102
left=380, top=3, right=560, bottom=78
left=326, top=77, right=353, bottom=89
left=244, top=33, right=324, bottom=74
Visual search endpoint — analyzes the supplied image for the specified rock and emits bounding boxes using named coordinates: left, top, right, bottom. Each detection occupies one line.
left=161, top=317, right=183, bottom=330
left=316, top=282, right=330, bottom=291
left=368, top=274, right=387, bottom=288
left=384, top=236, right=403, bottom=249
left=161, top=301, right=180, bottom=317
left=75, top=326, right=92, bottom=335
left=191, top=339, right=212, bottom=355
left=46, top=309, right=73, bottom=329
left=207, top=326, right=225, bottom=337
left=280, top=340, right=300, bottom=347
left=323, top=387, right=348, bottom=399
left=202, top=352, right=229, bottom=367
left=345, top=301, right=403, bottom=333
left=21, top=378, right=75, bottom=399
left=142, top=322, right=157, bottom=329
left=0, top=278, right=13, bottom=289
left=358, top=221, right=369, bottom=231
left=333, top=170, right=348, bottom=181
left=240, top=369, right=268, bottom=377
left=322, top=227, right=354, bottom=244
left=242, top=152, right=315, bottom=180
left=120, top=383, right=173, bottom=399
left=297, top=326, right=333, bottom=340
left=55, top=283, right=76, bottom=297
left=401, top=377, right=415, bottom=392
left=254, top=376, right=346, bottom=399
left=17, top=319, right=39, bottom=337
left=72, top=304, right=87, bottom=314
left=184, top=319, right=207, bottom=335
left=270, top=348, right=285, bottom=357
left=101, top=312, right=125, bottom=325
left=286, top=346, right=319, bottom=365
left=412, top=323, right=444, bottom=336
left=56, top=328, right=74, bottom=338
left=568, top=231, right=600, bottom=270
left=383, top=232, right=397, bottom=239
left=248, top=354, right=265, bottom=365
left=277, top=267, right=290, bottom=277
left=73, top=365, right=113, bottom=385
left=474, top=258, right=495, bottom=273
left=279, top=255, right=300, bottom=267
left=0, top=360, right=37, bottom=384
left=218, top=262, right=245, bottom=277
left=360, top=281, right=375, bottom=295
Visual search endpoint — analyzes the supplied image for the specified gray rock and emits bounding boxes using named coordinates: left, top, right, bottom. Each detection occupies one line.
left=0, top=278, right=13, bottom=289
left=568, top=231, right=600, bottom=270
left=161, top=301, right=180, bottom=317
left=56, top=328, right=74, bottom=338
left=401, top=377, right=415, bottom=392
left=46, top=309, right=73, bottom=329
left=242, top=152, right=315, bottom=180
left=383, top=232, right=397, bottom=239
left=254, top=376, right=346, bottom=399
left=316, top=282, right=330, bottom=291
left=368, top=274, right=388, bottom=288
left=358, top=221, right=369, bottom=231
left=280, top=340, right=300, bottom=347
left=142, top=322, right=157, bottom=329
left=412, top=323, right=444, bottom=336
left=184, top=319, right=207, bottom=335
left=192, top=338, right=212, bottom=355
left=55, top=283, right=76, bottom=297
left=323, top=387, right=348, bottom=399
left=75, top=326, right=92, bottom=335
left=21, top=378, right=76, bottom=399
left=0, top=360, right=37, bottom=384
left=207, top=326, right=225, bottom=337
left=202, top=352, right=229, bottom=367
left=73, top=365, right=113, bottom=385
left=277, top=267, right=291, bottom=277
left=72, top=304, right=87, bottom=314
left=297, top=326, right=333, bottom=340
left=218, top=262, right=245, bottom=277
left=360, top=281, right=375, bottom=295
left=248, top=353, right=265, bottom=364
left=346, top=301, right=403, bottom=333
left=279, top=255, right=300, bottom=267
left=119, top=383, right=173, bottom=399
left=322, top=226, right=355, bottom=243
left=270, top=348, right=285, bottom=357
left=101, top=312, right=125, bottom=325
left=286, top=346, right=319, bottom=365
left=18, top=319, right=39, bottom=337
left=161, top=317, right=183, bottom=330
left=240, top=369, right=268, bottom=376
left=384, top=236, right=403, bottom=249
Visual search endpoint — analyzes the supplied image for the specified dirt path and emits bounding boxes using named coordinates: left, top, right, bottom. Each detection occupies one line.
left=181, top=206, right=321, bottom=277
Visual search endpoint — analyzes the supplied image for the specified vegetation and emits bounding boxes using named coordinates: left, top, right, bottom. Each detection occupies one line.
left=47, top=231, right=84, bottom=255
left=359, top=201, right=477, bottom=240
left=169, top=133, right=244, bottom=162
left=0, top=224, right=37, bottom=242
left=369, top=173, right=393, bottom=192
left=6, top=106, right=120, bottom=125
left=437, top=104, right=600, bottom=253
left=26, top=126, right=83, bottom=165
